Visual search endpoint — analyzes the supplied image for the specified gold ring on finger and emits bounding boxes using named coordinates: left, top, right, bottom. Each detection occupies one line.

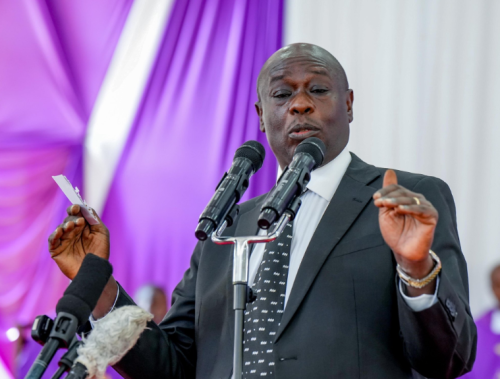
left=413, top=197, right=420, bottom=205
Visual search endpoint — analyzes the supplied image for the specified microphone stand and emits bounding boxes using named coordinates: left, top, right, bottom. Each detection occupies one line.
left=211, top=198, right=301, bottom=379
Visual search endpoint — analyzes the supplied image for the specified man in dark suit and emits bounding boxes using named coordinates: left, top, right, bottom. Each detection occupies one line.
left=48, top=43, right=476, bottom=378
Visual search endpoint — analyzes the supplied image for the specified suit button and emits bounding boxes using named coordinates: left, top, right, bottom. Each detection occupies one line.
left=445, top=298, right=458, bottom=321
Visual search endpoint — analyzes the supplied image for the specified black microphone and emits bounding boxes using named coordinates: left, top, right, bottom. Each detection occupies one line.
left=195, top=141, right=266, bottom=240
left=25, top=254, right=113, bottom=379
left=258, top=137, right=326, bottom=229
left=51, top=338, right=82, bottom=379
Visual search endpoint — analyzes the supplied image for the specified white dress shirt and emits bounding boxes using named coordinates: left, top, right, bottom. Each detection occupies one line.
left=248, top=147, right=438, bottom=311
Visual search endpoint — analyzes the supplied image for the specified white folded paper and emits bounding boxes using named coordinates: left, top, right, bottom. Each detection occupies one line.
left=52, top=175, right=99, bottom=225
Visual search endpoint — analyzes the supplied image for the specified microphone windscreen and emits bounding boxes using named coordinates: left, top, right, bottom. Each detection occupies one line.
left=234, top=141, right=266, bottom=172
left=295, top=137, right=326, bottom=167
left=75, top=306, right=153, bottom=378
left=56, top=254, right=113, bottom=326
left=55, top=295, right=92, bottom=326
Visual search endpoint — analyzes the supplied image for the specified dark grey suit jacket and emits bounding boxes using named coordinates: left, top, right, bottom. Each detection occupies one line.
left=112, top=153, right=476, bottom=379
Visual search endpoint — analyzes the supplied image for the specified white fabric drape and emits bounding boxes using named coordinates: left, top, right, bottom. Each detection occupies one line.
left=84, top=0, right=174, bottom=214
left=285, top=0, right=500, bottom=316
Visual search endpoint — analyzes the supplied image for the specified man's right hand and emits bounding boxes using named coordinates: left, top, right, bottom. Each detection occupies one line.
left=48, top=204, right=110, bottom=280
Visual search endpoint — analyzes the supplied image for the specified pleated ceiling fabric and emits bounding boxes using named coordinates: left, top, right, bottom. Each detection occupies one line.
left=101, top=0, right=283, bottom=300
left=0, top=0, right=133, bottom=373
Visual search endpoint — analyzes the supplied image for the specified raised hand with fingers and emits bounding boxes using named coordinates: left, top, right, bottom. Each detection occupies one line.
left=48, top=204, right=110, bottom=280
left=373, top=170, right=439, bottom=296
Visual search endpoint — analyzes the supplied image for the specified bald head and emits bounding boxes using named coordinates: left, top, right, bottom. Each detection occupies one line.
left=492, top=265, right=500, bottom=279
left=491, top=264, right=500, bottom=304
left=257, top=43, right=348, bottom=101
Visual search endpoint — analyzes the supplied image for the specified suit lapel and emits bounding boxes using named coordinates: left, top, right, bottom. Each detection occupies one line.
left=275, top=154, right=381, bottom=342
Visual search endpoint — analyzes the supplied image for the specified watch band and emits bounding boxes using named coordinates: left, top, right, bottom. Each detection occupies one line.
left=397, top=250, right=442, bottom=289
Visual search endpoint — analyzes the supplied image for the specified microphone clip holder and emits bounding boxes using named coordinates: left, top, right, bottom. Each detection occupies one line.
left=31, top=315, right=54, bottom=346
left=211, top=210, right=294, bottom=379
left=26, top=312, right=79, bottom=379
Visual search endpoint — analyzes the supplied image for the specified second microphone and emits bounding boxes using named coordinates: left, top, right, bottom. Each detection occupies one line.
left=195, top=141, right=266, bottom=241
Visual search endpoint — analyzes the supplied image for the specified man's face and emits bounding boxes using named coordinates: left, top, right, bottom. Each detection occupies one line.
left=256, top=50, right=353, bottom=169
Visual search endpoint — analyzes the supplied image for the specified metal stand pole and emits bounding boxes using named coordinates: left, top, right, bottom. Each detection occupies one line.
left=212, top=213, right=291, bottom=379
left=233, top=284, right=246, bottom=379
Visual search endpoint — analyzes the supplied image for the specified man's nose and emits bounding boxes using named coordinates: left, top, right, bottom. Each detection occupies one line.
left=289, top=92, right=315, bottom=115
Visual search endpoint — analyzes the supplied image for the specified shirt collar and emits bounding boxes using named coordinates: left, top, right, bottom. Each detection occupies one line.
left=277, top=146, right=352, bottom=202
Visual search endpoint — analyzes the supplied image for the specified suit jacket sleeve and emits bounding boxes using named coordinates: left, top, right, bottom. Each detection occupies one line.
left=111, top=241, right=203, bottom=379
left=397, top=176, right=477, bottom=378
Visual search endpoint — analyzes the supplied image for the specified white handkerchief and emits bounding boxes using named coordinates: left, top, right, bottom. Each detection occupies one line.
left=52, top=175, right=99, bottom=225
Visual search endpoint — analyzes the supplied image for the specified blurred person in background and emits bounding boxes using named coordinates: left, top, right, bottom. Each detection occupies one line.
left=134, top=284, right=168, bottom=324
left=462, top=264, right=500, bottom=378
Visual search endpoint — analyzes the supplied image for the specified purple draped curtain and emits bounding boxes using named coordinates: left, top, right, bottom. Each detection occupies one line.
left=1, top=0, right=283, bottom=376
left=103, top=0, right=282, bottom=304
left=0, top=1, right=132, bottom=375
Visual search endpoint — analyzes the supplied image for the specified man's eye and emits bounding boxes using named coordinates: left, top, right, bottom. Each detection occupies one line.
left=273, top=91, right=291, bottom=99
left=311, top=88, right=328, bottom=94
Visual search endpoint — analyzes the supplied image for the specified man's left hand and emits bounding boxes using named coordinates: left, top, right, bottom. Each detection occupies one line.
left=373, top=170, right=439, bottom=296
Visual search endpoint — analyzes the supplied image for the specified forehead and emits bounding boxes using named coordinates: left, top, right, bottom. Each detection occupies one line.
left=270, top=57, right=331, bottom=79
left=260, top=53, right=336, bottom=92
left=257, top=44, right=345, bottom=97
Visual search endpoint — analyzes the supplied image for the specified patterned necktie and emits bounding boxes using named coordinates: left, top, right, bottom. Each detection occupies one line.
left=242, top=222, right=293, bottom=378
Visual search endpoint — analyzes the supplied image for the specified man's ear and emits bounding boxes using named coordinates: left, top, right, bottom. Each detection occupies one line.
left=255, top=102, right=265, bottom=132
left=346, top=89, right=354, bottom=123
